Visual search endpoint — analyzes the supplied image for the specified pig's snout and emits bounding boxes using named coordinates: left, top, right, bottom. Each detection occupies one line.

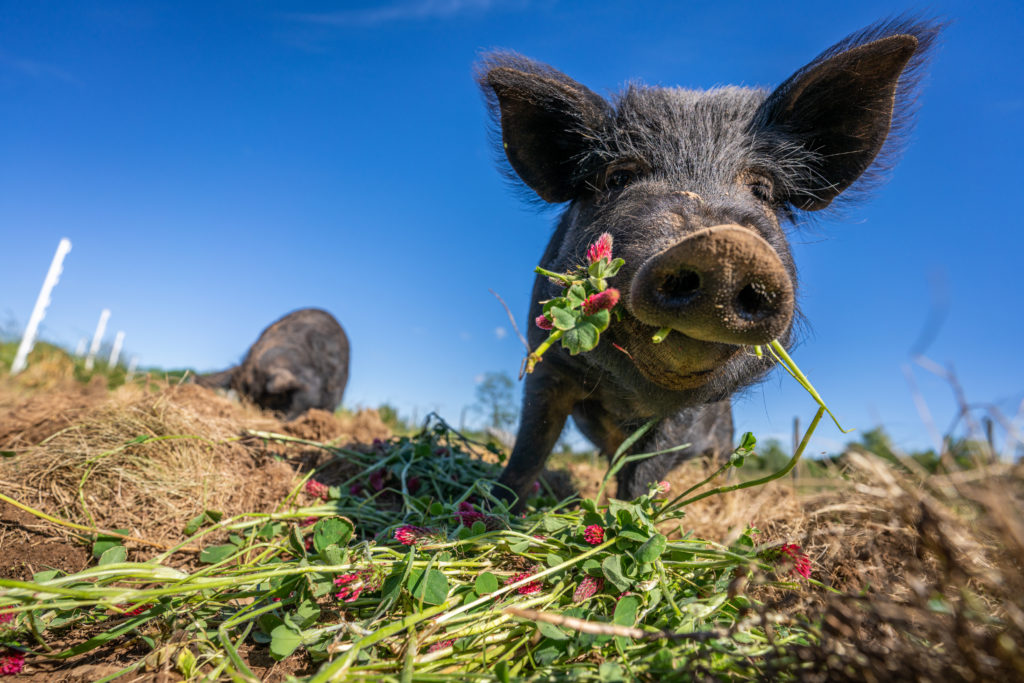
left=630, top=225, right=794, bottom=346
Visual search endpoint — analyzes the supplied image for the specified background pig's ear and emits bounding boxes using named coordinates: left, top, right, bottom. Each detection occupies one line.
left=478, top=53, right=612, bottom=203
left=755, top=19, right=940, bottom=211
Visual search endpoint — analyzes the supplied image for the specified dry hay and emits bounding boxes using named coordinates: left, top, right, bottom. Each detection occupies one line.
left=767, top=452, right=1024, bottom=681
left=0, top=380, right=391, bottom=558
left=0, top=342, right=79, bottom=393
left=0, top=374, right=109, bottom=452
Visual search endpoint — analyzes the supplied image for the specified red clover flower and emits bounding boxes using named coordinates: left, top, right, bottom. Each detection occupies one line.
left=0, top=613, right=12, bottom=626
left=583, top=524, right=605, bottom=545
left=304, top=479, right=329, bottom=500
left=0, top=651, right=24, bottom=676
left=428, top=639, right=454, bottom=653
left=455, top=502, right=502, bottom=530
left=779, top=543, right=812, bottom=579
left=369, top=469, right=386, bottom=492
left=573, top=575, right=604, bottom=602
left=586, top=233, right=613, bottom=264
left=394, top=525, right=432, bottom=546
left=582, top=288, right=620, bottom=315
left=334, top=568, right=383, bottom=603
left=535, top=314, right=554, bottom=331
left=506, top=571, right=543, bottom=595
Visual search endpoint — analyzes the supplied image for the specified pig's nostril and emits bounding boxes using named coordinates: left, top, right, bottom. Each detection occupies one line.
left=658, top=269, right=701, bottom=305
left=735, top=282, right=775, bottom=322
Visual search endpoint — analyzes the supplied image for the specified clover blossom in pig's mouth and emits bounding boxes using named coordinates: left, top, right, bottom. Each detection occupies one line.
left=522, top=232, right=626, bottom=376
left=524, top=231, right=744, bottom=391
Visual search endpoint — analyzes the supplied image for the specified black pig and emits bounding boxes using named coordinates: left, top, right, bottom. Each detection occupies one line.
left=196, top=308, right=349, bottom=421
left=479, top=19, right=938, bottom=504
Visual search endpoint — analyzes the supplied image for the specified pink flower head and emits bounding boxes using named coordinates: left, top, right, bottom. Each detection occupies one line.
left=582, top=288, right=620, bottom=316
left=304, top=479, right=329, bottom=500
left=333, top=573, right=364, bottom=602
left=455, top=501, right=503, bottom=531
left=507, top=571, right=543, bottom=595
left=299, top=516, right=318, bottom=527
left=531, top=480, right=542, bottom=494
left=334, top=568, right=383, bottom=603
left=349, top=483, right=364, bottom=496
left=0, top=650, right=24, bottom=676
left=586, top=233, right=613, bottom=265
left=573, top=575, right=604, bottom=602
left=369, top=469, right=386, bottom=492
left=583, top=524, right=605, bottom=545
left=394, top=525, right=430, bottom=546
left=124, top=603, right=151, bottom=617
left=407, top=476, right=422, bottom=494
left=0, top=612, right=12, bottom=626
left=428, top=639, right=454, bottom=653
left=456, top=501, right=480, bottom=524
left=535, top=314, right=554, bottom=331
left=779, top=543, right=812, bottom=579
left=655, top=481, right=671, bottom=497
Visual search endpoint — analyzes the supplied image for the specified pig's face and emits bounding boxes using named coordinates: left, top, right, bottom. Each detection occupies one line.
left=480, top=29, right=929, bottom=404
left=546, top=87, right=798, bottom=396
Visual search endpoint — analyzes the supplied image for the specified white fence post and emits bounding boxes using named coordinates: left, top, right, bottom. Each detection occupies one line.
left=126, top=355, right=139, bottom=380
left=11, top=238, right=72, bottom=375
left=108, top=331, right=125, bottom=367
left=84, top=309, right=111, bottom=371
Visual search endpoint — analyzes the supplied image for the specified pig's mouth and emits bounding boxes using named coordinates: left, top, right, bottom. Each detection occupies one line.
left=612, top=315, right=741, bottom=391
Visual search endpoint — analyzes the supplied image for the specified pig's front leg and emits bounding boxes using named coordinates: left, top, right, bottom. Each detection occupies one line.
left=615, top=399, right=734, bottom=500
left=496, top=364, right=582, bottom=508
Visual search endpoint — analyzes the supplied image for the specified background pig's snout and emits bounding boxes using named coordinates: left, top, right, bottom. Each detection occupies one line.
left=630, top=225, right=794, bottom=345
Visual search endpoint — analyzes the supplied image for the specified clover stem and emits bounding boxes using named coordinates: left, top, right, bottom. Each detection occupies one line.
left=524, top=330, right=564, bottom=374
left=652, top=326, right=672, bottom=344
left=533, top=266, right=575, bottom=285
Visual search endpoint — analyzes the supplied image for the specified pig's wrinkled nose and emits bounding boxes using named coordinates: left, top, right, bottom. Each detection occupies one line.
left=630, top=225, right=794, bottom=345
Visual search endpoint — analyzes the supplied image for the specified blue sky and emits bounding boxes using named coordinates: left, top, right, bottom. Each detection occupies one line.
left=2, top=1, right=1021, bottom=456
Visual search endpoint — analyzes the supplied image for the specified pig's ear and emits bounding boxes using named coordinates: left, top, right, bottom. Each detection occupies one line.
left=479, top=53, right=612, bottom=203
left=755, top=20, right=939, bottom=211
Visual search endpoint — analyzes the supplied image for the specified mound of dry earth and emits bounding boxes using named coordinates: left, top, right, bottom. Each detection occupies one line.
left=0, top=379, right=390, bottom=576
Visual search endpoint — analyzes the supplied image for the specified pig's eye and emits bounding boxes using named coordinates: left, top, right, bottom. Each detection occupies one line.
left=603, top=164, right=640, bottom=192
left=744, top=174, right=774, bottom=202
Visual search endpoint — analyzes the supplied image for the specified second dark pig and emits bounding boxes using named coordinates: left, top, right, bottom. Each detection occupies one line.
left=196, top=308, right=349, bottom=421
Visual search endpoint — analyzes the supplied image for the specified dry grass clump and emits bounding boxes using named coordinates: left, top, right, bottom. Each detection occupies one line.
left=779, top=452, right=1024, bottom=681
left=0, top=342, right=79, bottom=393
left=0, top=381, right=390, bottom=552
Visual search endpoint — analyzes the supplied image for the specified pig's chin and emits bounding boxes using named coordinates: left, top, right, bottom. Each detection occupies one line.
left=615, top=316, right=741, bottom=391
